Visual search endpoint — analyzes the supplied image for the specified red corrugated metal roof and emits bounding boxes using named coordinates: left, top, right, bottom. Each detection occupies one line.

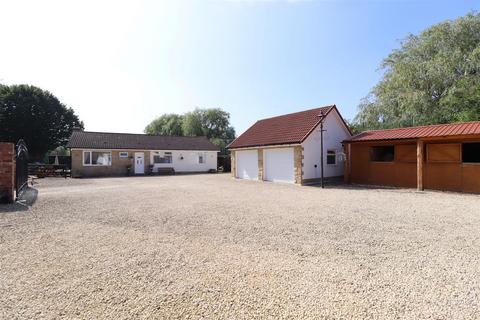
left=347, top=121, right=480, bottom=142
left=227, top=105, right=335, bottom=149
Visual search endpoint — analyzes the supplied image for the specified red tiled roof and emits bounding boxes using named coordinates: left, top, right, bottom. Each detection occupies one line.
left=347, top=121, right=480, bottom=142
left=67, top=131, right=219, bottom=151
left=228, top=105, right=336, bottom=149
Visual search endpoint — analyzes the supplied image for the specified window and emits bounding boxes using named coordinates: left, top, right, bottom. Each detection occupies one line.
left=83, top=151, right=91, bottom=165
left=198, top=153, right=205, bottom=164
left=326, top=150, right=336, bottom=165
left=370, top=146, right=394, bottom=162
left=153, top=152, right=172, bottom=164
left=83, top=151, right=111, bottom=166
left=119, top=152, right=129, bottom=158
left=462, top=143, right=480, bottom=163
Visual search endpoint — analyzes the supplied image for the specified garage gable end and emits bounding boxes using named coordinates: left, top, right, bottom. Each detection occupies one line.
left=300, top=106, right=352, bottom=143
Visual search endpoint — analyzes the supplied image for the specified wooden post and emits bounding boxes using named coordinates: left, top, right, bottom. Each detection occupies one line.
left=320, top=119, right=324, bottom=188
left=344, top=143, right=350, bottom=183
left=417, top=140, right=424, bottom=191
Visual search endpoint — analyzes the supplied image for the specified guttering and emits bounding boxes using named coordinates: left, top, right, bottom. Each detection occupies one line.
left=228, top=143, right=302, bottom=151
left=342, top=138, right=419, bottom=144
left=69, top=147, right=220, bottom=152
left=342, top=134, right=480, bottom=144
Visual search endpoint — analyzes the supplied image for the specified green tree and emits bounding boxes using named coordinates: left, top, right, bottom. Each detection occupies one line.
left=0, top=84, right=83, bottom=160
left=201, top=108, right=236, bottom=141
left=182, top=109, right=205, bottom=137
left=50, top=146, right=70, bottom=156
left=354, top=12, right=480, bottom=131
left=144, top=108, right=236, bottom=153
left=144, top=113, right=184, bottom=136
left=182, top=108, right=236, bottom=152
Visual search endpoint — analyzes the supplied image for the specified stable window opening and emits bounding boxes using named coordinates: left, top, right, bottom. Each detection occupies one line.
left=462, top=143, right=480, bottom=163
left=370, top=146, right=395, bottom=162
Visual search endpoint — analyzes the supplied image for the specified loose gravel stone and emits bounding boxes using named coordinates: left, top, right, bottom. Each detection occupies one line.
left=1, top=174, right=480, bottom=319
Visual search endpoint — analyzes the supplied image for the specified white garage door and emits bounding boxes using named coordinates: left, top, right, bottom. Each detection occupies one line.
left=264, top=148, right=295, bottom=183
left=236, top=150, right=258, bottom=180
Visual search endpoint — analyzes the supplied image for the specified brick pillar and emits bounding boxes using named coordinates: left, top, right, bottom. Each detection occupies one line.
left=294, top=146, right=303, bottom=185
left=0, top=143, right=15, bottom=203
left=230, top=151, right=236, bottom=178
left=257, top=148, right=264, bottom=181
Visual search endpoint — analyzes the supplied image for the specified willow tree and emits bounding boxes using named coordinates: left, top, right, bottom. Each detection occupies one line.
left=144, top=113, right=184, bottom=136
left=354, top=12, right=480, bottom=131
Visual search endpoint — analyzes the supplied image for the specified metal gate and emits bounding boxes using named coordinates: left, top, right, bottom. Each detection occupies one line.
left=15, top=139, right=29, bottom=198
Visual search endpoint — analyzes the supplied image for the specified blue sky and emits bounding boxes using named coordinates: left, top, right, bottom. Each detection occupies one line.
left=0, top=0, right=478, bottom=135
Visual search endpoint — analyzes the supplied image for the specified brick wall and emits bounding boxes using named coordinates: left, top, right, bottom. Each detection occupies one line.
left=0, top=143, right=15, bottom=203
left=71, top=149, right=135, bottom=177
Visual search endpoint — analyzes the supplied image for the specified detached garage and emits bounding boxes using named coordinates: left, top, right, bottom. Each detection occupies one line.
left=228, top=105, right=352, bottom=185
left=344, top=121, right=480, bottom=193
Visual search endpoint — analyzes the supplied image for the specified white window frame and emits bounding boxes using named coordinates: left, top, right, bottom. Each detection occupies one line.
left=119, top=152, right=129, bottom=158
left=198, top=152, right=206, bottom=164
left=326, top=149, right=337, bottom=165
left=83, top=150, right=112, bottom=166
left=152, top=151, right=173, bottom=164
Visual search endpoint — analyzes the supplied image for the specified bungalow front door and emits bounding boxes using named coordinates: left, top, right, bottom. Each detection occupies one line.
left=134, top=152, right=145, bottom=174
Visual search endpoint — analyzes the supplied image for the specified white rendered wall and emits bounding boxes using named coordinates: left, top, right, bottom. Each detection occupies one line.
left=150, top=150, right=217, bottom=172
left=302, top=110, right=351, bottom=179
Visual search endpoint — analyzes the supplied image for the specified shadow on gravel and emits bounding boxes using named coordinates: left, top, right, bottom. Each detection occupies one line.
left=0, top=187, right=38, bottom=213
left=304, top=180, right=415, bottom=193
left=305, top=182, right=480, bottom=197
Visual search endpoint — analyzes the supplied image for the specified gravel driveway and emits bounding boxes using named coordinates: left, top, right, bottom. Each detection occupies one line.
left=1, top=174, right=480, bottom=319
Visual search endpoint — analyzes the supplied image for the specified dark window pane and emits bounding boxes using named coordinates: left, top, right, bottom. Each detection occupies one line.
left=153, top=153, right=172, bottom=164
left=83, top=152, right=90, bottom=165
left=462, top=143, right=480, bottom=163
left=371, top=146, right=395, bottom=162
left=326, top=150, right=336, bottom=165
